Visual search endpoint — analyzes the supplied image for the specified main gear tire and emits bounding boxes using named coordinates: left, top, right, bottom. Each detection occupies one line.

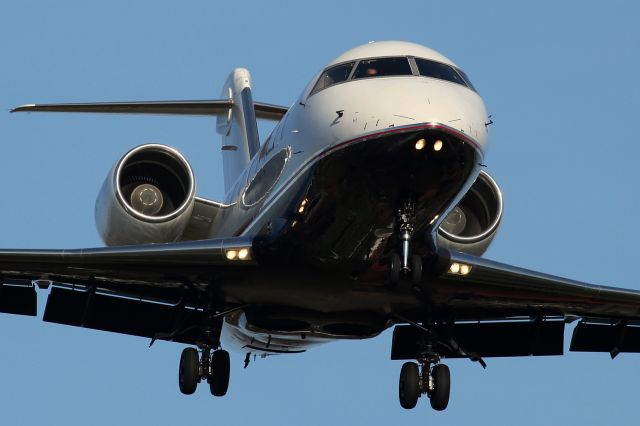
left=429, top=364, right=450, bottom=411
left=179, top=347, right=199, bottom=395
left=399, top=362, right=420, bottom=409
left=209, top=349, right=231, bottom=397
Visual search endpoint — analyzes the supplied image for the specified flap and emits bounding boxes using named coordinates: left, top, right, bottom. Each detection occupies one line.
left=391, top=319, right=565, bottom=360
left=0, top=280, right=37, bottom=316
left=43, top=286, right=207, bottom=344
left=570, top=320, right=640, bottom=355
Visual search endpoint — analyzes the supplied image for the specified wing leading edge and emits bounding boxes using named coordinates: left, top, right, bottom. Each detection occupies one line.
left=0, top=237, right=256, bottom=344
left=441, top=250, right=640, bottom=319
left=2, top=237, right=639, bottom=357
left=429, top=250, right=640, bottom=358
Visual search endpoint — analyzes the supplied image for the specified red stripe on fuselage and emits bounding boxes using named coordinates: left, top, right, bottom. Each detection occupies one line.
left=313, top=122, right=483, bottom=163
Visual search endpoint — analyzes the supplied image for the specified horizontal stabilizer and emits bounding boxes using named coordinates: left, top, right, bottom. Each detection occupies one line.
left=11, top=100, right=288, bottom=120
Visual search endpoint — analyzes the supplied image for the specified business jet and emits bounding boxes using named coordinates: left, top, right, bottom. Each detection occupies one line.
left=4, top=41, right=640, bottom=411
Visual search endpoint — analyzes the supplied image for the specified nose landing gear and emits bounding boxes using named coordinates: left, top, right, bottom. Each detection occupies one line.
left=390, top=200, right=423, bottom=285
left=399, top=354, right=451, bottom=411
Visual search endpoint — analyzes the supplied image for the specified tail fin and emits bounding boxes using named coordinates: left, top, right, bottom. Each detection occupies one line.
left=216, top=68, right=261, bottom=193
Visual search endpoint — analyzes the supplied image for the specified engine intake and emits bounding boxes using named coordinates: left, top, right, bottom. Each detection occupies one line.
left=95, top=144, right=196, bottom=245
left=437, top=170, right=503, bottom=256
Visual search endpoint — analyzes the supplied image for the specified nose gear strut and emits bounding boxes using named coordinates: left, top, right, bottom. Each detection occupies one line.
left=390, top=200, right=423, bottom=285
left=399, top=200, right=415, bottom=272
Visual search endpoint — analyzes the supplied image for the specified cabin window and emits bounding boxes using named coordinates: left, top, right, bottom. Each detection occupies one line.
left=352, top=57, right=413, bottom=79
left=414, top=58, right=474, bottom=90
left=310, top=61, right=355, bottom=95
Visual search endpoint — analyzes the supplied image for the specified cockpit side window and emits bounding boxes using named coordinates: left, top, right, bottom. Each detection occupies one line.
left=455, top=68, right=477, bottom=92
left=415, top=58, right=474, bottom=90
left=352, top=57, right=413, bottom=79
left=310, top=61, right=355, bottom=95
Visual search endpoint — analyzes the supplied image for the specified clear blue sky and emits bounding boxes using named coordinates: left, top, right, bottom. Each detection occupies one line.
left=1, top=1, right=639, bottom=425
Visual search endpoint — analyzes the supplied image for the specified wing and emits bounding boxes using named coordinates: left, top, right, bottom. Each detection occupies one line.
left=10, top=99, right=288, bottom=121
left=0, top=237, right=256, bottom=344
left=438, top=250, right=640, bottom=320
left=397, top=250, right=640, bottom=360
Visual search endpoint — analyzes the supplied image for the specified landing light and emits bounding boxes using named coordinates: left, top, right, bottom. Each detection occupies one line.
left=415, top=139, right=426, bottom=150
left=448, top=262, right=472, bottom=276
left=433, top=140, right=443, bottom=152
left=225, top=248, right=252, bottom=261
left=238, top=248, right=250, bottom=260
left=298, top=198, right=308, bottom=214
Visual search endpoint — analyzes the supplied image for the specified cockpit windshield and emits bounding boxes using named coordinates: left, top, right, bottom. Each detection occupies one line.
left=415, top=58, right=465, bottom=86
left=310, top=61, right=355, bottom=95
left=308, top=56, right=476, bottom=97
left=414, top=58, right=475, bottom=91
left=352, top=57, right=413, bottom=79
left=455, top=68, right=476, bottom=92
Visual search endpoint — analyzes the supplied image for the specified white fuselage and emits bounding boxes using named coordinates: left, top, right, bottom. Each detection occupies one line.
left=216, top=69, right=487, bottom=241
left=215, top=41, right=491, bottom=354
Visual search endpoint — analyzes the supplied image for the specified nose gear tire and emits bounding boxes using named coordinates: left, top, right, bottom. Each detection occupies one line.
left=411, top=254, right=422, bottom=284
left=390, top=253, right=402, bottom=285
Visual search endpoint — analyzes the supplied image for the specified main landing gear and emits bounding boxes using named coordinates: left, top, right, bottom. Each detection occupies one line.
left=390, top=200, right=422, bottom=285
left=179, top=345, right=231, bottom=396
left=399, top=354, right=450, bottom=411
left=178, top=299, right=230, bottom=397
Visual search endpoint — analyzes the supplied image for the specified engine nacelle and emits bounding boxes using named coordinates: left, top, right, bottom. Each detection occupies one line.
left=95, top=144, right=196, bottom=245
left=437, top=170, right=503, bottom=256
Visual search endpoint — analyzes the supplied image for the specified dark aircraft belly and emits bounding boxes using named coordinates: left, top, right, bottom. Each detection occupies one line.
left=255, top=125, right=481, bottom=271
left=223, top=126, right=482, bottom=350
